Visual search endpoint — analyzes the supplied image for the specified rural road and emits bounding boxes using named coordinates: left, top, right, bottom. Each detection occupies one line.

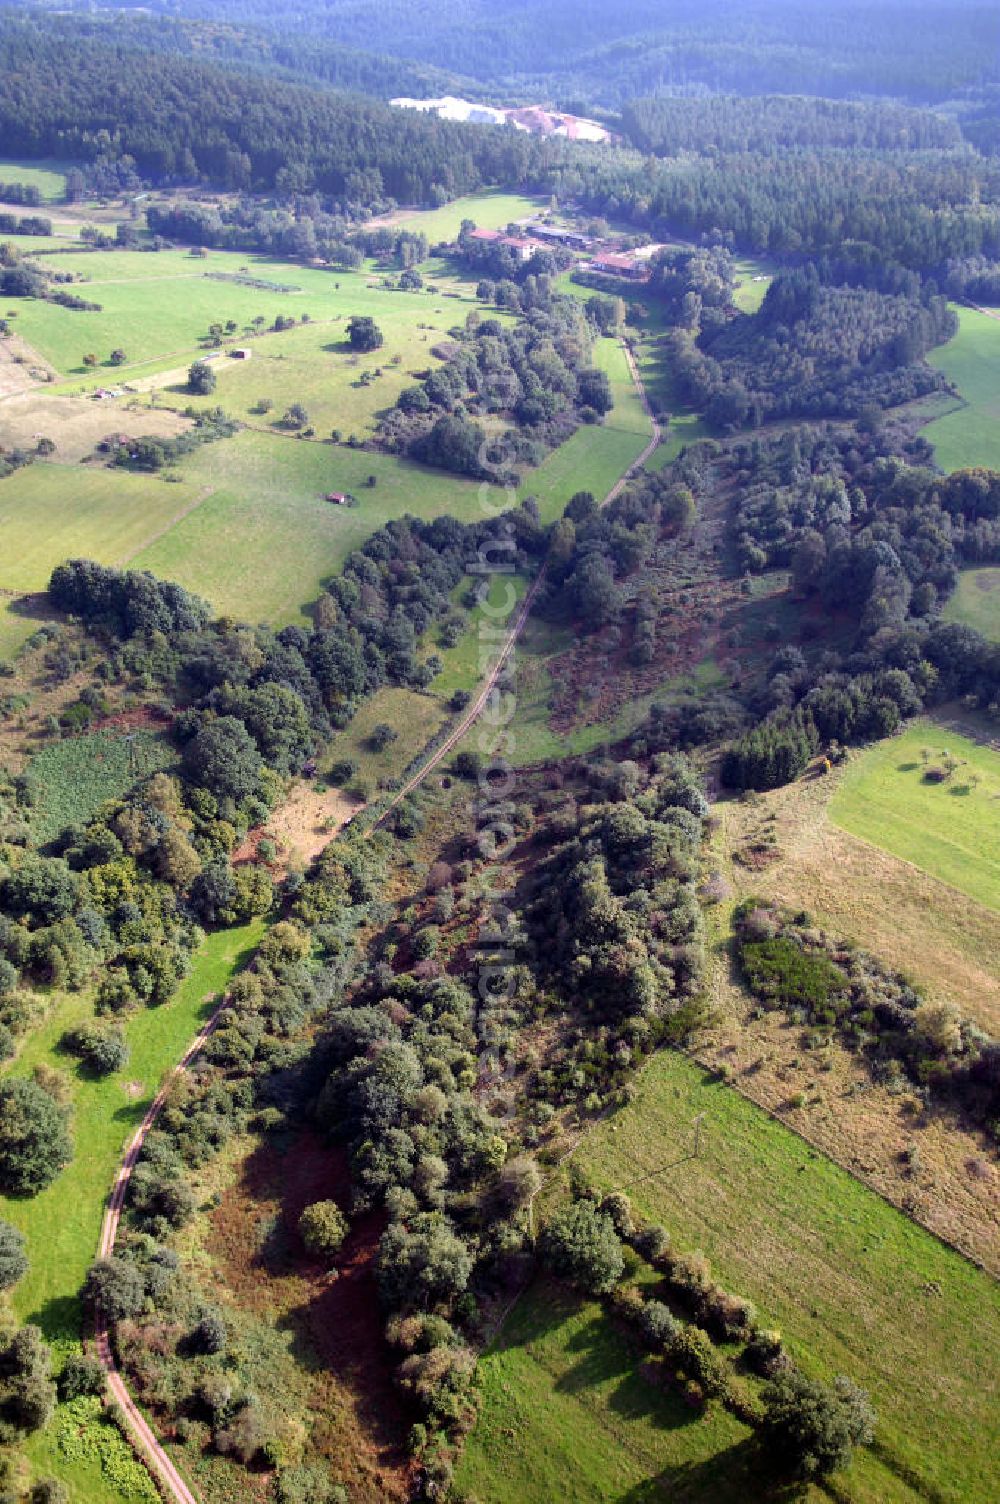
left=375, top=338, right=661, bottom=827
left=92, top=335, right=660, bottom=1503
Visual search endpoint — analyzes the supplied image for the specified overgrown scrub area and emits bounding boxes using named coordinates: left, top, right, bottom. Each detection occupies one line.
left=735, top=901, right=1000, bottom=1140
left=87, top=749, right=718, bottom=1499
left=708, top=428, right=1000, bottom=791
left=378, top=288, right=614, bottom=480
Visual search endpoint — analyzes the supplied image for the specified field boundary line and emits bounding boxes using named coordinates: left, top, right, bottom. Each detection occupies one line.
left=115, top=483, right=217, bottom=568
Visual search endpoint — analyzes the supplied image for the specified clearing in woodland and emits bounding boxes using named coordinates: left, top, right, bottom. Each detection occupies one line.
left=941, top=564, right=1000, bottom=640
left=925, top=304, right=1000, bottom=470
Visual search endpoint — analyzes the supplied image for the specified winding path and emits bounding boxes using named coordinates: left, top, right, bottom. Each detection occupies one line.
left=92, top=336, right=660, bottom=1502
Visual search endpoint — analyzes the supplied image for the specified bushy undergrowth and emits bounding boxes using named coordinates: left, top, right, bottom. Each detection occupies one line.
left=735, top=901, right=1000, bottom=1138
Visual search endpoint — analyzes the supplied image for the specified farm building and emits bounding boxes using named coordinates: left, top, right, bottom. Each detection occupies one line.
left=501, top=236, right=542, bottom=262
left=591, top=252, right=648, bottom=280
left=526, top=223, right=593, bottom=250
left=465, top=227, right=545, bottom=261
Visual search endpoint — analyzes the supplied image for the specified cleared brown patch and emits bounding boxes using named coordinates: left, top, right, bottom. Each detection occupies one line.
left=262, top=780, right=355, bottom=869
left=0, top=390, right=192, bottom=464
left=0, top=331, right=56, bottom=396
left=205, top=1132, right=411, bottom=1501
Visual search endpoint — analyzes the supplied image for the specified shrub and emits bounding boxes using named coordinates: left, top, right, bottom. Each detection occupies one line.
left=187, top=1311, right=227, bottom=1356
left=599, top=1191, right=634, bottom=1238
left=298, top=1200, right=349, bottom=1261
left=539, top=1201, right=624, bottom=1294
left=0, top=1077, right=72, bottom=1195
left=57, top=1352, right=106, bottom=1401
left=0, top=1325, right=56, bottom=1434
left=30, top=1481, right=68, bottom=1504
left=665, top=1324, right=729, bottom=1398
left=0, top=1218, right=28, bottom=1290
left=745, top=1329, right=786, bottom=1378
left=378, top=1213, right=473, bottom=1312
left=187, top=360, right=216, bottom=395
left=63, top=1023, right=129, bottom=1076
left=700, top=1285, right=757, bottom=1341
left=762, top=1369, right=875, bottom=1478
left=83, top=1257, right=145, bottom=1322
left=639, top=1300, right=680, bottom=1350
left=667, top=1249, right=713, bottom=1304
left=740, top=935, right=848, bottom=1021
left=496, top=1156, right=542, bottom=1212
left=633, top=1223, right=671, bottom=1263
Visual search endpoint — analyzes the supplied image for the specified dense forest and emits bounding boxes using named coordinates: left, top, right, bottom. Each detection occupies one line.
left=0, top=14, right=567, bottom=201
left=7, top=11, right=1000, bottom=275
left=21, top=0, right=1000, bottom=107
left=621, top=95, right=964, bottom=155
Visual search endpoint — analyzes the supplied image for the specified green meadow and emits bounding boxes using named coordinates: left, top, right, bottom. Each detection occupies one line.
left=942, top=565, right=1000, bottom=640
left=454, top=1279, right=767, bottom=1504
left=925, top=305, right=1000, bottom=470
left=0, top=436, right=484, bottom=652
left=391, top=190, right=544, bottom=242
left=133, top=430, right=484, bottom=626
left=0, top=463, right=205, bottom=657
left=568, top=1049, right=1000, bottom=1504
left=829, top=721, right=1000, bottom=911
left=2, top=920, right=263, bottom=1498
left=0, top=159, right=68, bottom=202
left=13, top=248, right=463, bottom=375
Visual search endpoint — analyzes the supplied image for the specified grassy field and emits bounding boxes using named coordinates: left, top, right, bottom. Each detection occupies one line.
left=152, top=307, right=460, bottom=440
left=12, top=243, right=480, bottom=380
left=731, top=258, right=774, bottom=313
left=428, top=572, right=530, bottom=701
left=27, top=728, right=177, bottom=844
left=390, top=191, right=543, bottom=243
left=0, top=159, right=68, bottom=202
left=925, top=305, right=1000, bottom=470
left=828, top=721, right=1000, bottom=911
left=325, top=685, right=448, bottom=789
left=134, top=429, right=485, bottom=626
left=1, top=919, right=263, bottom=1498
left=569, top=1049, right=1000, bottom=1504
left=454, top=1280, right=770, bottom=1504
left=941, top=565, right=1000, bottom=640
left=0, top=427, right=485, bottom=649
left=0, top=462, right=207, bottom=658
left=0, top=462, right=202, bottom=590
left=0, top=322, right=651, bottom=658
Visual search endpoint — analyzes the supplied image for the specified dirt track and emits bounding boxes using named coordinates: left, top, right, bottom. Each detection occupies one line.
left=375, top=338, right=660, bottom=827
